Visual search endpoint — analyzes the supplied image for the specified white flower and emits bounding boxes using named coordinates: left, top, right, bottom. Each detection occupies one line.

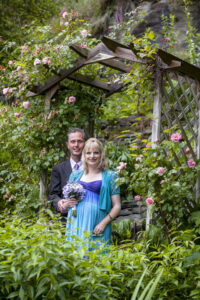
left=81, top=29, right=87, bottom=38
left=34, top=58, right=41, bottom=66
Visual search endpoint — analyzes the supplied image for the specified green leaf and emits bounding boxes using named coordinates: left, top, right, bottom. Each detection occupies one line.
left=145, top=269, right=163, bottom=300
left=131, top=268, right=148, bottom=300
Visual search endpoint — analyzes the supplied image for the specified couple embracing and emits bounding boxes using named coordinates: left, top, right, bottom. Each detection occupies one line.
left=49, top=128, right=121, bottom=249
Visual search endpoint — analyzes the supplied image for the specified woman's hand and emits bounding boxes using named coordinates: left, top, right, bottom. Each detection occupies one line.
left=58, top=198, right=78, bottom=212
left=93, top=221, right=107, bottom=235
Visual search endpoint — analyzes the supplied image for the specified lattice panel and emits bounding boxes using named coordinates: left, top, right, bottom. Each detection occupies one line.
left=160, top=71, right=200, bottom=165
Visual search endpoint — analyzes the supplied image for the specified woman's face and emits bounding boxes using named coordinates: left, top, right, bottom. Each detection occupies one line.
left=85, top=146, right=101, bottom=168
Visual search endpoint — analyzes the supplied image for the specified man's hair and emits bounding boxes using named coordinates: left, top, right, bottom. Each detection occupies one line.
left=66, top=128, right=85, bottom=141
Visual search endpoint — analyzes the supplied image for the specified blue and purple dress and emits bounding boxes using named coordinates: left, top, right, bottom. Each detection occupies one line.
left=65, top=180, right=111, bottom=250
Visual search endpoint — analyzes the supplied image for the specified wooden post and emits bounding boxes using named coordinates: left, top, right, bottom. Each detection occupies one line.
left=151, top=57, right=162, bottom=148
left=146, top=57, right=162, bottom=231
left=196, top=81, right=200, bottom=203
left=39, top=85, right=59, bottom=204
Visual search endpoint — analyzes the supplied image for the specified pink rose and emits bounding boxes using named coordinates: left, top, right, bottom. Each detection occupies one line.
left=116, top=162, right=127, bottom=172
left=62, top=11, right=68, bottom=18
left=42, top=57, right=49, bottom=64
left=114, top=78, right=120, bottom=84
left=184, top=147, right=191, bottom=156
left=134, top=163, right=139, bottom=168
left=22, top=101, right=30, bottom=109
left=136, top=155, right=143, bottom=162
left=3, top=87, right=11, bottom=95
left=21, top=45, right=28, bottom=51
left=80, top=43, right=87, bottom=48
left=134, top=195, right=141, bottom=201
left=171, top=133, right=182, bottom=142
left=160, top=179, right=169, bottom=184
left=146, top=144, right=151, bottom=148
left=24, top=75, right=30, bottom=82
left=69, top=96, right=76, bottom=103
left=131, top=145, right=138, bottom=150
left=146, top=198, right=154, bottom=205
left=187, top=158, right=196, bottom=168
left=47, top=60, right=51, bottom=65
left=17, top=66, right=21, bottom=71
left=34, top=58, right=41, bottom=66
left=157, top=167, right=165, bottom=175
left=14, top=112, right=21, bottom=118
left=81, top=29, right=87, bottom=38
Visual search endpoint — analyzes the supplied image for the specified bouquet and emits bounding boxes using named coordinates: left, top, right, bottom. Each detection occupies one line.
left=62, top=182, right=85, bottom=217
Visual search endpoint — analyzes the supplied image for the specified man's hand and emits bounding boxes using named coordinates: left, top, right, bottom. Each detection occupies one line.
left=57, top=198, right=78, bottom=213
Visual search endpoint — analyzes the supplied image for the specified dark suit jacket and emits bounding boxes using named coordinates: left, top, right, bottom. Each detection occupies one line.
left=49, top=160, right=72, bottom=214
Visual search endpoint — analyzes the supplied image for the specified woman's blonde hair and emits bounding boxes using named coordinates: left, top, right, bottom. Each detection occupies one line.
left=82, top=138, right=107, bottom=173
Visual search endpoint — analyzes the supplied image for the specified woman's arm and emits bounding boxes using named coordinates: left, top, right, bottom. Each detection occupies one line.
left=93, top=194, right=121, bottom=235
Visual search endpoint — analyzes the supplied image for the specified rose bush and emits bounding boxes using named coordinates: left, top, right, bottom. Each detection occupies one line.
left=0, top=12, right=101, bottom=214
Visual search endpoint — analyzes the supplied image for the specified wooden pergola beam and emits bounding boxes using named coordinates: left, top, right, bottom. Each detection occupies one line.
left=69, top=43, right=132, bottom=72
left=30, top=57, right=86, bottom=95
left=68, top=73, right=114, bottom=91
left=100, top=58, right=132, bottom=73
left=69, top=44, right=89, bottom=58
left=157, top=48, right=200, bottom=81
left=102, top=36, right=147, bottom=64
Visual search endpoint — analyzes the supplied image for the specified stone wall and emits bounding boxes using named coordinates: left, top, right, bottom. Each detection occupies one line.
left=93, top=0, right=200, bottom=58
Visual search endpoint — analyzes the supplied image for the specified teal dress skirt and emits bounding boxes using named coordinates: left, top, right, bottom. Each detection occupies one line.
left=65, top=180, right=111, bottom=250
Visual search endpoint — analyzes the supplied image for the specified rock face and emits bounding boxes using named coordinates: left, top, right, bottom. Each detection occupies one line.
left=93, top=0, right=200, bottom=55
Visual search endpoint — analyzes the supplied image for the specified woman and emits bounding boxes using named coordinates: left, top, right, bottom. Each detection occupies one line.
left=65, top=138, right=121, bottom=250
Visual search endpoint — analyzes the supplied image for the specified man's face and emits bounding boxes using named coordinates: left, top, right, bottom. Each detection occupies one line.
left=67, top=132, right=85, bottom=160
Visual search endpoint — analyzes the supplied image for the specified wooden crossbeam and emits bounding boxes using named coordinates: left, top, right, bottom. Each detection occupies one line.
left=87, top=42, right=114, bottom=59
left=105, top=83, right=128, bottom=97
left=102, top=36, right=130, bottom=51
left=70, top=43, right=132, bottom=72
left=158, top=48, right=200, bottom=81
left=85, top=52, right=115, bottom=64
left=162, top=60, right=181, bottom=70
left=29, top=58, right=86, bottom=96
left=69, top=44, right=89, bottom=58
left=68, top=73, right=113, bottom=91
left=102, top=36, right=146, bottom=64
left=100, top=59, right=132, bottom=73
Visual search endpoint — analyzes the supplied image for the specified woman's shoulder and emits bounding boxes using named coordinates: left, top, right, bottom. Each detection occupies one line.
left=69, top=169, right=84, bottom=181
left=103, top=169, right=117, bottom=177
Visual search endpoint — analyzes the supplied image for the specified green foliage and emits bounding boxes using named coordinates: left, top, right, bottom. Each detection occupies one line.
left=105, top=140, right=136, bottom=202
left=115, top=138, right=200, bottom=234
left=0, top=13, right=101, bottom=214
left=131, top=267, right=163, bottom=300
left=112, top=219, right=133, bottom=244
left=0, top=0, right=60, bottom=41
left=0, top=215, right=200, bottom=299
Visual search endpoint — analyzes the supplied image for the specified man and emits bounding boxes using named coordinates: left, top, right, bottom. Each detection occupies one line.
left=49, top=128, right=85, bottom=216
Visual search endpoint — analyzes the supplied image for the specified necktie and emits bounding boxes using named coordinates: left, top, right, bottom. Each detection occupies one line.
left=74, top=163, right=79, bottom=170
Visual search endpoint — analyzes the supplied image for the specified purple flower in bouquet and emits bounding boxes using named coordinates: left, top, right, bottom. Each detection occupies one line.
left=62, top=182, right=85, bottom=217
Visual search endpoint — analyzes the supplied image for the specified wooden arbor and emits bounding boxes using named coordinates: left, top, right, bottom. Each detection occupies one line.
left=27, top=36, right=200, bottom=204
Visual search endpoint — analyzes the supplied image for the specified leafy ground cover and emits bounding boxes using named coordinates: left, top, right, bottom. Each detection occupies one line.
left=0, top=214, right=200, bottom=299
